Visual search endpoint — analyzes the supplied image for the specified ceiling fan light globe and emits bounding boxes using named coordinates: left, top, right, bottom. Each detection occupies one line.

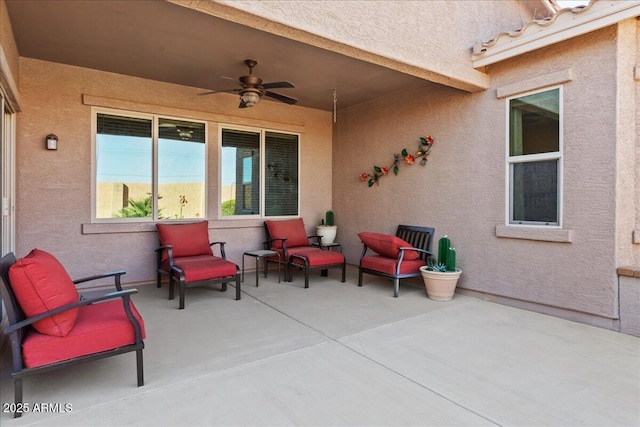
left=241, top=91, right=261, bottom=107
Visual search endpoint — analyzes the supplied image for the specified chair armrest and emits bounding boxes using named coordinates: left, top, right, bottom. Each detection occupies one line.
left=210, top=241, right=227, bottom=258
left=73, top=270, right=126, bottom=284
left=395, top=248, right=433, bottom=275
left=308, top=235, right=323, bottom=246
left=264, top=238, right=288, bottom=257
left=263, top=238, right=286, bottom=248
left=3, top=289, right=138, bottom=334
left=398, top=247, right=433, bottom=260
left=359, top=243, right=372, bottom=260
left=74, top=270, right=126, bottom=291
left=155, top=244, right=175, bottom=267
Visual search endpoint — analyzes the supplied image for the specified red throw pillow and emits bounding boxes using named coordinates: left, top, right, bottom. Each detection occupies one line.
left=358, top=232, right=420, bottom=260
left=265, top=219, right=310, bottom=249
left=8, top=249, right=80, bottom=337
left=156, top=221, right=213, bottom=263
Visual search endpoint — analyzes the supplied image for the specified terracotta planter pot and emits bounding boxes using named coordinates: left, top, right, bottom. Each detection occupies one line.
left=419, top=267, right=462, bottom=302
left=316, top=225, right=337, bottom=245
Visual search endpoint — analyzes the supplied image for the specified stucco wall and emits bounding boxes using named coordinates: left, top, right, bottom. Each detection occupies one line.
left=15, top=58, right=333, bottom=284
left=615, top=18, right=640, bottom=268
left=207, top=0, right=546, bottom=91
left=333, top=25, right=623, bottom=323
left=635, top=18, right=640, bottom=263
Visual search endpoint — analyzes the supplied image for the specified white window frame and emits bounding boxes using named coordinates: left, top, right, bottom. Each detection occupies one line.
left=91, top=107, right=208, bottom=222
left=218, top=124, right=300, bottom=219
left=1, top=93, right=16, bottom=256
left=505, top=86, right=563, bottom=228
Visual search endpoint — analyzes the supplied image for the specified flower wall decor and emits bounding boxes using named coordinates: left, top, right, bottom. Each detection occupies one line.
left=359, top=135, right=434, bottom=187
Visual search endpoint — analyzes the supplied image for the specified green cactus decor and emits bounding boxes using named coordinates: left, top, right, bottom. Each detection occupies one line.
left=429, top=235, right=457, bottom=272
left=325, top=211, right=334, bottom=226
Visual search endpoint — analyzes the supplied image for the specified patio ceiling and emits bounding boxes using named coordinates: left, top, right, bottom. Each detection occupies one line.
left=5, top=0, right=444, bottom=112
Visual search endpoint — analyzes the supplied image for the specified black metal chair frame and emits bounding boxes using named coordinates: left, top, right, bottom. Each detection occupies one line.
left=358, top=225, right=435, bottom=297
left=0, top=253, right=144, bottom=418
left=156, top=242, right=240, bottom=309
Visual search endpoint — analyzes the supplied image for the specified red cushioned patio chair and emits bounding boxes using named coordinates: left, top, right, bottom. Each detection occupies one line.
left=264, top=218, right=345, bottom=287
left=264, top=218, right=346, bottom=288
left=264, top=218, right=321, bottom=282
left=0, top=250, right=145, bottom=418
left=156, top=221, right=240, bottom=309
left=358, top=225, right=435, bottom=297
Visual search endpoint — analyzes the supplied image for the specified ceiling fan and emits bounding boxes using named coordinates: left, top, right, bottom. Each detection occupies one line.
left=199, top=59, right=297, bottom=108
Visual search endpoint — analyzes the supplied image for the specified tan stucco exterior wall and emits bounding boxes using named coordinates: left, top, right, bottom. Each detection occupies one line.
left=333, top=25, right=628, bottom=326
left=616, top=18, right=640, bottom=268
left=635, top=18, right=640, bottom=262
left=15, top=58, right=333, bottom=283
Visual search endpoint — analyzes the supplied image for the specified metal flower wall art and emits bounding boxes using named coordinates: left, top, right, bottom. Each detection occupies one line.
left=359, top=135, right=435, bottom=187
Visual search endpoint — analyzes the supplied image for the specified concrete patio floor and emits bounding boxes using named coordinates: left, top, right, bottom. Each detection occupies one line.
left=1, top=265, right=639, bottom=426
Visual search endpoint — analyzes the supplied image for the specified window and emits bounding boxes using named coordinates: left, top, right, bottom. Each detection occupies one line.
left=221, top=127, right=299, bottom=217
left=507, top=87, right=562, bottom=226
left=94, top=110, right=206, bottom=220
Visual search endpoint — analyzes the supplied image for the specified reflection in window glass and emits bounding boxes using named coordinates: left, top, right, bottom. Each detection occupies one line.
left=221, top=129, right=260, bottom=216
left=510, top=89, right=559, bottom=156
left=158, top=118, right=206, bottom=220
left=96, top=114, right=152, bottom=219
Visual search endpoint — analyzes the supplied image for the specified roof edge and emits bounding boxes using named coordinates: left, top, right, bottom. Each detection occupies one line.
left=472, top=0, right=640, bottom=68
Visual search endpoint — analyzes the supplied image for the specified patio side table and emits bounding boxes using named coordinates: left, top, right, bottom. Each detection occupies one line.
left=242, top=249, right=281, bottom=287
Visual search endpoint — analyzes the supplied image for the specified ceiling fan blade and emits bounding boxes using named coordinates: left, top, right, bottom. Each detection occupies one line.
left=264, top=90, right=298, bottom=105
left=262, top=81, right=295, bottom=89
left=198, top=88, right=240, bottom=96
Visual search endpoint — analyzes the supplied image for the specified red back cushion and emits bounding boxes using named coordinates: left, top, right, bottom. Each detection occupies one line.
left=156, top=221, right=213, bottom=263
left=358, top=232, right=419, bottom=260
left=265, top=219, right=310, bottom=249
left=8, top=249, right=79, bottom=337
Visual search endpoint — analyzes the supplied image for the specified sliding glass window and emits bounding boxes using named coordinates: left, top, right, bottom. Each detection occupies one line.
left=94, top=110, right=206, bottom=221
left=221, top=127, right=299, bottom=218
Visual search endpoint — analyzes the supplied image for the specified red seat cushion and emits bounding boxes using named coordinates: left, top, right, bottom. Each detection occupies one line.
left=173, top=258, right=237, bottom=283
left=156, top=221, right=213, bottom=264
left=265, top=219, right=310, bottom=249
left=21, top=299, right=145, bottom=368
left=291, top=250, right=345, bottom=267
left=284, top=246, right=322, bottom=259
left=8, top=249, right=79, bottom=337
left=360, top=255, right=425, bottom=275
left=358, top=232, right=420, bottom=261
left=161, top=254, right=222, bottom=272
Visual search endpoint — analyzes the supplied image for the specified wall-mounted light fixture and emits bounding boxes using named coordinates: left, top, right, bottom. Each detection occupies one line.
left=45, top=133, right=58, bottom=150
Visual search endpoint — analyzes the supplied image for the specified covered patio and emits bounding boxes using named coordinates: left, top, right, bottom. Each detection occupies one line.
left=2, top=267, right=638, bottom=426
